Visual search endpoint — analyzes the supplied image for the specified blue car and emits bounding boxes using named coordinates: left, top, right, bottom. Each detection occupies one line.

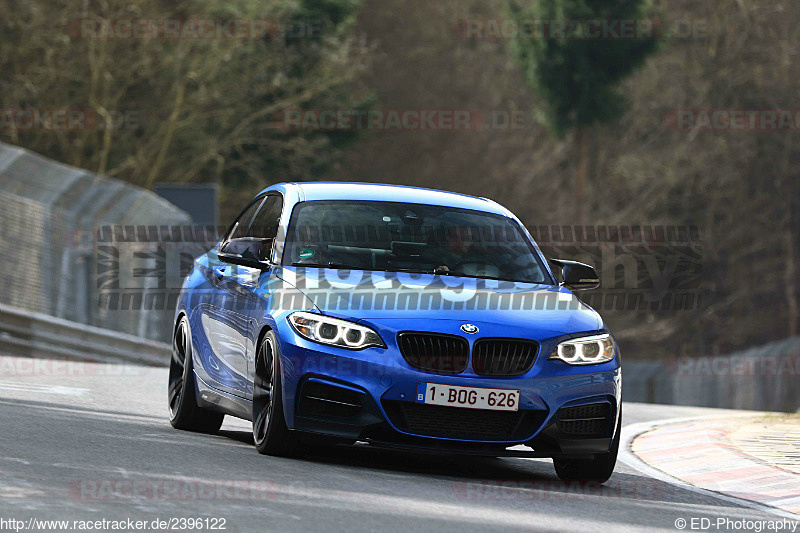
left=168, top=182, right=621, bottom=482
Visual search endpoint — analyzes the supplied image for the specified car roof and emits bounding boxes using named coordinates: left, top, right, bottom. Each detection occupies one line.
left=258, top=182, right=509, bottom=216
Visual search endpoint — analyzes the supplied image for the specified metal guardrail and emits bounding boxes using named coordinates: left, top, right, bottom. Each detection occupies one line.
left=0, top=302, right=170, bottom=366
left=623, top=338, right=800, bottom=413
left=0, top=298, right=796, bottom=411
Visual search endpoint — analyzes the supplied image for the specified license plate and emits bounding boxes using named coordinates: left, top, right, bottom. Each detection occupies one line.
left=416, top=382, right=520, bottom=412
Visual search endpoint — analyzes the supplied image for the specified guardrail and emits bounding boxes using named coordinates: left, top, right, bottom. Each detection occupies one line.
left=0, top=303, right=170, bottom=366
left=1, top=299, right=797, bottom=411
left=623, top=339, right=800, bottom=413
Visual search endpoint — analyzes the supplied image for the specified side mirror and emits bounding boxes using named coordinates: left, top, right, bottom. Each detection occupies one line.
left=218, top=237, right=274, bottom=270
left=550, top=259, right=600, bottom=291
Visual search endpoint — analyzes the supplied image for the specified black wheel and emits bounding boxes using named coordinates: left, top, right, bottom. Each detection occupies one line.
left=253, top=331, right=298, bottom=456
left=168, top=316, right=224, bottom=433
left=553, top=407, right=621, bottom=483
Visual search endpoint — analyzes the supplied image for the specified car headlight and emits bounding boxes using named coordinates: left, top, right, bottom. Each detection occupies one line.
left=549, top=334, right=615, bottom=365
left=288, top=311, right=386, bottom=350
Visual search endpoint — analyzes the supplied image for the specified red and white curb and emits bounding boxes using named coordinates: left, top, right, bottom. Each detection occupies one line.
left=620, top=417, right=800, bottom=519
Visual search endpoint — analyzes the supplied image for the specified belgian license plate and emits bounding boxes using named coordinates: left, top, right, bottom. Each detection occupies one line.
left=416, top=382, right=520, bottom=412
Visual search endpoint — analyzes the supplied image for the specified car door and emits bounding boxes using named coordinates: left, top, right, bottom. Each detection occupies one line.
left=198, top=196, right=266, bottom=397
left=212, top=193, right=284, bottom=399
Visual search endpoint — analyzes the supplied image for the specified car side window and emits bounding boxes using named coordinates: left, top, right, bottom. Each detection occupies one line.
left=247, top=195, right=283, bottom=239
left=227, top=197, right=266, bottom=241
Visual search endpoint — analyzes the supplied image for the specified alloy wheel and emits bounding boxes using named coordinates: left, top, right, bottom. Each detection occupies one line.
left=253, top=337, right=275, bottom=446
left=168, top=319, right=189, bottom=418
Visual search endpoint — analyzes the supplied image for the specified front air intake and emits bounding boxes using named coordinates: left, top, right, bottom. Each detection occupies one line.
left=556, top=403, right=612, bottom=437
left=297, top=381, right=364, bottom=419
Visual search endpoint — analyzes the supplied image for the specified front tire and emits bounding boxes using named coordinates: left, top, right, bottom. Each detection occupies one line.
left=252, top=331, right=298, bottom=456
left=553, top=407, right=621, bottom=483
left=168, top=316, right=224, bottom=433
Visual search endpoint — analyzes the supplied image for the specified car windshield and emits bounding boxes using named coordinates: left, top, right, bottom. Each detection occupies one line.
left=283, top=200, right=552, bottom=284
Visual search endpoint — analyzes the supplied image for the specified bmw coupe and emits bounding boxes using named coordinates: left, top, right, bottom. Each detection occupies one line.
left=168, top=182, right=621, bottom=482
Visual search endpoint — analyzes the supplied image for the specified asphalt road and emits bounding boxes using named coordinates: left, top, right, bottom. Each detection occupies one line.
left=0, top=355, right=788, bottom=532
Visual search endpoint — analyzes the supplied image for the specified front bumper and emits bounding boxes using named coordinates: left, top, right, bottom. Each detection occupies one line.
left=275, top=319, right=622, bottom=456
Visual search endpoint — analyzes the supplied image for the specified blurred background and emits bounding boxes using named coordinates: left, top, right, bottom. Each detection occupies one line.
left=0, top=0, right=797, bottom=409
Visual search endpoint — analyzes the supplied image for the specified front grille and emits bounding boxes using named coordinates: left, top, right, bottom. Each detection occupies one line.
left=383, top=400, right=546, bottom=441
left=472, top=339, right=539, bottom=376
left=398, top=333, right=469, bottom=374
left=297, top=381, right=364, bottom=419
left=556, top=403, right=612, bottom=436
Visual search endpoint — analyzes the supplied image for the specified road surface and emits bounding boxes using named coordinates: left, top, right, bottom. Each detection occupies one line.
left=0, top=356, right=789, bottom=532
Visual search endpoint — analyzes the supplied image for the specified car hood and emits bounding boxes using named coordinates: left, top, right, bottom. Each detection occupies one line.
left=278, top=267, right=603, bottom=336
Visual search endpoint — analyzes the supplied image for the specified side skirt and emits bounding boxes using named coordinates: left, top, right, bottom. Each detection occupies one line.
left=195, top=372, right=252, bottom=421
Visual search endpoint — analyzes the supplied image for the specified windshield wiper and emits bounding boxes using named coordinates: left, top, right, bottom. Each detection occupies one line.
left=291, top=261, right=364, bottom=269
left=290, top=263, right=544, bottom=283
left=292, top=263, right=445, bottom=275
